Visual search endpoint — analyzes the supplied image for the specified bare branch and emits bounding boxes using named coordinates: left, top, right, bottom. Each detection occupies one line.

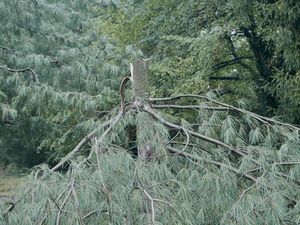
left=119, top=76, right=131, bottom=109
left=208, top=76, right=241, bottom=80
left=1, top=120, right=16, bottom=125
left=56, top=185, right=73, bottom=225
left=0, top=65, right=39, bottom=82
left=0, top=46, right=14, bottom=53
left=143, top=189, right=156, bottom=225
left=212, top=57, right=253, bottom=71
left=152, top=104, right=228, bottom=111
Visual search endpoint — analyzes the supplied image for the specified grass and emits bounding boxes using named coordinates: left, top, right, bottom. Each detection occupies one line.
left=0, top=176, right=23, bottom=196
left=0, top=167, right=24, bottom=196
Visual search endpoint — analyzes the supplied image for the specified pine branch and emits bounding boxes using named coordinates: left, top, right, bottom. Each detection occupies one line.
left=56, top=185, right=73, bottom=225
left=150, top=94, right=300, bottom=130
left=142, top=105, right=253, bottom=161
left=0, top=46, right=14, bottom=53
left=52, top=109, right=125, bottom=171
left=0, top=65, right=39, bottom=82
left=50, top=128, right=99, bottom=172
left=152, top=104, right=228, bottom=111
left=166, top=146, right=257, bottom=182
left=208, top=76, right=241, bottom=80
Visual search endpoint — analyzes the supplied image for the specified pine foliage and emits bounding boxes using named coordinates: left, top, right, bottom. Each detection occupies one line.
left=0, top=0, right=133, bottom=164
left=1, top=0, right=300, bottom=225
left=2, top=92, right=300, bottom=224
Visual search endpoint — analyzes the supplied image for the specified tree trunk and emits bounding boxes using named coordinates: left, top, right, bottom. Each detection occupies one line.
left=130, top=59, right=153, bottom=160
left=130, top=59, right=150, bottom=100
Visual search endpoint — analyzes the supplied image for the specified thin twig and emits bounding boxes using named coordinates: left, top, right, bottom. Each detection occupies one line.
left=82, top=209, right=106, bottom=220
left=56, top=183, right=74, bottom=225
left=143, top=189, right=156, bottom=225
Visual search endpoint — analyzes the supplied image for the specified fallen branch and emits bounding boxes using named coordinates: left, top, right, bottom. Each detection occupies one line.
left=152, top=104, right=228, bottom=111
left=167, top=146, right=257, bottom=182
left=143, top=105, right=251, bottom=161
left=77, top=109, right=125, bottom=168
left=150, top=94, right=300, bottom=130
left=51, top=112, right=122, bottom=172
left=56, top=184, right=73, bottom=225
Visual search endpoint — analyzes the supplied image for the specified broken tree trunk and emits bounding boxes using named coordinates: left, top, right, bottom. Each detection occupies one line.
left=130, top=59, right=150, bottom=100
left=130, top=59, right=153, bottom=159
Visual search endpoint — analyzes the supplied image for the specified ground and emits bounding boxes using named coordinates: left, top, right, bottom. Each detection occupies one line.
left=0, top=168, right=23, bottom=196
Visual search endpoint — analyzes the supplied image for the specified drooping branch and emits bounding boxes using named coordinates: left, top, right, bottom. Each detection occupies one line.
left=0, top=65, right=39, bottom=82
left=167, top=146, right=258, bottom=182
left=142, top=105, right=253, bottom=161
left=150, top=94, right=300, bottom=130
left=51, top=109, right=124, bottom=172
left=153, top=104, right=228, bottom=111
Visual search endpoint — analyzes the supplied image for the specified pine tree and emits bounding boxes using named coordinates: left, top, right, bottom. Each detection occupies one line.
left=1, top=1, right=300, bottom=225
left=0, top=0, right=132, bottom=166
left=1, top=59, right=300, bottom=225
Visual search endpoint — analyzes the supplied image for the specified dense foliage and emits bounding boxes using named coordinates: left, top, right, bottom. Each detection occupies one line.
left=1, top=0, right=300, bottom=225
left=0, top=0, right=135, bottom=166
left=102, top=0, right=300, bottom=121
left=2, top=94, right=300, bottom=225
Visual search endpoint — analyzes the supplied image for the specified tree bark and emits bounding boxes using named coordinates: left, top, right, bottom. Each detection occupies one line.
left=130, top=59, right=152, bottom=160
left=130, top=59, right=150, bottom=100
